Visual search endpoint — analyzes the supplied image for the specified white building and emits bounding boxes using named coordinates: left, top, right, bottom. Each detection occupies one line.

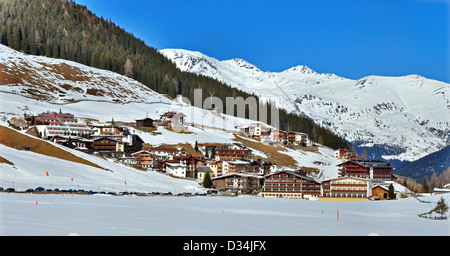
left=36, top=121, right=91, bottom=139
left=165, top=162, right=187, bottom=178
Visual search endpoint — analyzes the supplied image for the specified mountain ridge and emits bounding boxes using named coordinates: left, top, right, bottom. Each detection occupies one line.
left=161, top=48, right=450, bottom=163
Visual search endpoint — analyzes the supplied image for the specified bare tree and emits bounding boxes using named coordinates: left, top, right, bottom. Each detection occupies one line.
left=124, top=58, right=134, bottom=78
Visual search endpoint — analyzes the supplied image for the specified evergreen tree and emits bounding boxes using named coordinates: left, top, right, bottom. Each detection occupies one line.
left=67, top=136, right=74, bottom=149
left=433, top=196, right=449, bottom=219
left=422, top=178, right=430, bottom=193
left=211, top=146, right=216, bottom=159
left=388, top=184, right=395, bottom=199
left=194, top=140, right=199, bottom=152
left=202, top=171, right=212, bottom=188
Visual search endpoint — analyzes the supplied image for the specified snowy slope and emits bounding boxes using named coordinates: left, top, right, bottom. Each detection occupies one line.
left=0, top=143, right=202, bottom=194
left=0, top=44, right=171, bottom=104
left=161, top=49, right=450, bottom=162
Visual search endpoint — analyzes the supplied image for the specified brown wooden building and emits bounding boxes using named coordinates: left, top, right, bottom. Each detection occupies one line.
left=215, top=148, right=252, bottom=161
left=337, top=160, right=395, bottom=182
left=212, top=173, right=263, bottom=194
left=372, top=185, right=390, bottom=200
left=261, top=170, right=321, bottom=199
left=131, top=150, right=155, bottom=169
left=92, top=137, right=124, bottom=156
left=136, top=117, right=154, bottom=128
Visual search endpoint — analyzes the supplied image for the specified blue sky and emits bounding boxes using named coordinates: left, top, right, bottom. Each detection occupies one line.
left=74, top=0, right=449, bottom=83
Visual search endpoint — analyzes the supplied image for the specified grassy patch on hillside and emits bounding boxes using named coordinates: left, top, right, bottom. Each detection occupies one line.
left=0, top=125, right=108, bottom=171
left=233, top=134, right=298, bottom=168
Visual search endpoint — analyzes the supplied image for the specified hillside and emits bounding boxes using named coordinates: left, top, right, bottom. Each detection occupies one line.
left=395, top=145, right=450, bottom=181
left=161, top=49, right=450, bottom=163
left=0, top=125, right=106, bottom=171
left=0, top=0, right=351, bottom=150
left=0, top=44, right=343, bottom=193
left=0, top=44, right=171, bottom=104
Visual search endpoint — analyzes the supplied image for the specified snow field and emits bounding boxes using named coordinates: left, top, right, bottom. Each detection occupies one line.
left=1, top=193, right=448, bottom=236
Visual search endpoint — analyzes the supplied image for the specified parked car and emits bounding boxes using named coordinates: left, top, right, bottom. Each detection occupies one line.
left=207, top=189, right=218, bottom=195
left=25, top=189, right=34, bottom=193
left=5, top=188, right=15, bottom=192
left=35, top=187, right=45, bottom=192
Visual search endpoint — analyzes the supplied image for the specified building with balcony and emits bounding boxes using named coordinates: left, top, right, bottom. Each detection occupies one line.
left=261, top=170, right=321, bottom=199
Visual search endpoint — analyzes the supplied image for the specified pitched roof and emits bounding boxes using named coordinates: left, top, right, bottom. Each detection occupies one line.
left=264, top=170, right=320, bottom=184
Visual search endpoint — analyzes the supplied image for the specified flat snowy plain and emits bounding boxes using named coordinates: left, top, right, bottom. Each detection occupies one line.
left=1, top=193, right=448, bottom=236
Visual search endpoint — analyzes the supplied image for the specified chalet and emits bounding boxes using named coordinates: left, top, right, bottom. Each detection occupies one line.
left=208, top=160, right=229, bottom=177
left=272, top=130, right=287, bottom=144
left=372, top=185, right=390, bottom=200
left=196, top=166, right=213, bottom=180
left=125, top=134, right=144, bottom=153
left=131, top=150, right=156, bottom=169
left=159, top=111, right=186, bottom=126
left=173, top=155, right=208, bottom=178
left=248, top=160, right=277, bottom=175
left=212, top=173, right=263, bottom=194
left=135, top=117, right=154, bottom=128
left=335, top=148, right=355, bottom=161
left=91, top=125, right=125, bottom=135
left=321, top=176, right=372, bottom=199
left=165, top=162, right=187, bottom=178
left=197, top=143, right=233, bottom=156
left=215, top=148, right=252, bottom=161
left=337, top=160, right=395, bottom=183
left=288, top=132, right=308, bottom=146
left=92, top=137, right=125, bottom=157
left=146, top=146, right=187, bottom=160
left=91, top=133, right=143, bottom=153
left=261, top=170, right=321, bottom=199
left=226, top=160, right=251, bottom=174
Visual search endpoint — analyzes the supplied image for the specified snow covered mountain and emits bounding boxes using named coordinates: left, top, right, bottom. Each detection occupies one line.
left=161, top=49, right=450, bottom=162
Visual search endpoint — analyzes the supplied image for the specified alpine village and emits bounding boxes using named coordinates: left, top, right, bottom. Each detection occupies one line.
left=23, top=109, right=406, bottom=201
left=1, top=0, right=449, bottom=206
